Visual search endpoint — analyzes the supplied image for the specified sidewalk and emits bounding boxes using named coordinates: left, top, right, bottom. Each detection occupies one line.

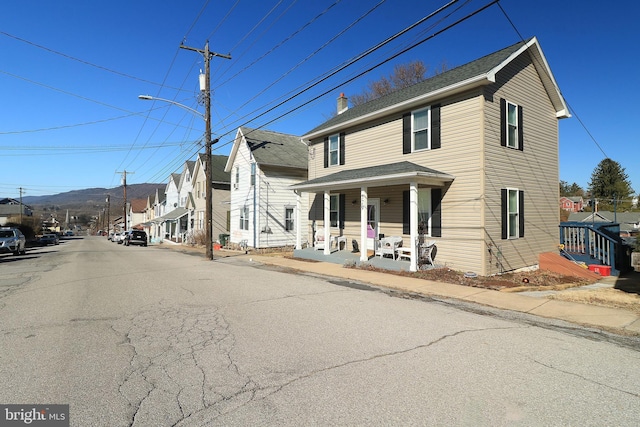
left=249, top=254, right=640, bottom=336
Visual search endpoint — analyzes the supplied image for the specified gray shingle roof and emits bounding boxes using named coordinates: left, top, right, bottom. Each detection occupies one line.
left=291, top=161, right=453, bottom=191
left=304, top=39, right=531, bottom=137
left=240, top=127, right=307, bottom=169
left=211, top=154, right=230, bottom=183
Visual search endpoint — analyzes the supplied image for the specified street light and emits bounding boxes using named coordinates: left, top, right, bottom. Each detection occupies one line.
left=138, top=94, right=215, bottom=260
left=137, top=95, right=204, bottom=119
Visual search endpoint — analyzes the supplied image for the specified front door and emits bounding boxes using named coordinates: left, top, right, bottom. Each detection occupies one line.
left=366, top=199, right=380, bottom=250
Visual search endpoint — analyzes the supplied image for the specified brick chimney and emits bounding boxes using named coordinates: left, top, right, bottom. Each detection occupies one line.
left=337, top=92, right=348, bottom=115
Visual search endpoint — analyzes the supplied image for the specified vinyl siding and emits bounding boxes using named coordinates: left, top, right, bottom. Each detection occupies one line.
left=304, top=51, right=560, bottom=274
left=307, top=91, right=487, bottom=271
left=483, top=51, right=559, bottom=274
left=255, top=167, right=309, bottom=248
left=230, top=139, right=309, bottom=248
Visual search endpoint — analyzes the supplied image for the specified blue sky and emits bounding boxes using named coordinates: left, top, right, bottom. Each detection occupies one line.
left=1, top=0, right=638, bottom=199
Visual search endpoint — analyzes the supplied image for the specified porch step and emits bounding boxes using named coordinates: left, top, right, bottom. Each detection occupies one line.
left=539, top=252, right=602, bottom=280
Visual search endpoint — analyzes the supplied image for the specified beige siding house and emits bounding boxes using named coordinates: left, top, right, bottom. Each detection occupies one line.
left=189, top=153, right=231, bottom=244
left=292, top=37, right=569, bottom=275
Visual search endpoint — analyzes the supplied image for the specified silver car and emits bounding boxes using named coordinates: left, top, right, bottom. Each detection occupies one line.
left=0, top=227, right=26, bottom=255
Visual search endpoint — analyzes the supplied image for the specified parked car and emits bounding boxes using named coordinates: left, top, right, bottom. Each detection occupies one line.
left=64, top=230, right=74, bottom=236
left=39, top=233, right=59, bottom=246
left=123, top=230, right=147, bottom=247
left=0, top=227, right=26, bottom=255
left=112, top=232, right=123, bottom=243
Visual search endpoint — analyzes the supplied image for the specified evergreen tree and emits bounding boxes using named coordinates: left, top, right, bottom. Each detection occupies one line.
left=588, top=158, right=634, bottom=209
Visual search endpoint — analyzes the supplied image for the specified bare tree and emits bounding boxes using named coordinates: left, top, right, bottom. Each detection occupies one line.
left=351, top=60, right=446, bottom=107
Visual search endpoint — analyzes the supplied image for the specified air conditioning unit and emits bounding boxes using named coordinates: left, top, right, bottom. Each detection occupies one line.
left=233, top=183, right=239, bottom=190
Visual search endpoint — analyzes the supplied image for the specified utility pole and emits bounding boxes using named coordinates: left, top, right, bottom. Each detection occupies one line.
left=116, top=171, right=134, bottom=231
left=18, top=187, right=24, bottom=225
left=180, top=41, right=231, bottom=260
left=106, top=195, right=110, bottom=235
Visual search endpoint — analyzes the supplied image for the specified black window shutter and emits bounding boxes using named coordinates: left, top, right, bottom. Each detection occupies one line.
left=323, top=137, right=329, bottom=168
left=500, top=99, right=506, bottom=147
left=402, top=190, right=409, bottom=234
left=517, top=105, right=524, bottom=151
left=519, top=190, right=525, bottom=237
left=431, top=188, right=442, bottom=237
left=339, top=132, right=345, bottom=165
left=402, top=113, right=411, bottom=154
left=501, top=188, right=507, bottom=239
left=339, top=194, right=345, bottom=229
left=431, top=104, right=441, bottom=150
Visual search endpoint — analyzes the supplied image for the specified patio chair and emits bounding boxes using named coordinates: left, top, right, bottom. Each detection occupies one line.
left=314, top=227, right=330, bottom=251
left=377, top=236, right=403, bottom=259
left=419, top=240, right=437, bottom=265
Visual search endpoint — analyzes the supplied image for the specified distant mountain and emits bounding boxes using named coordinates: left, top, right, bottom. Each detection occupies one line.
left=22, top=183, right=165, bottom=206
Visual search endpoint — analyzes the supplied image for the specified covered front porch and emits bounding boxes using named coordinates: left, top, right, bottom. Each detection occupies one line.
left=291, top=161, right=454, bottom=272
left=292, top=246, right=416, bottom=271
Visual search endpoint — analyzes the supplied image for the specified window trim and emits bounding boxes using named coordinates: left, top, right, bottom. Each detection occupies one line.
left=328, top=133, right=340, bottom=166
left=329, top=194, right=339, bottom=228
left=506, top=101, right=519, bottom=149
left=412, top=106, right=431, bottom=152
left=240, top=205, right=249, bottom=231
left=502, top=188, right=524, bottom=240
left=285, top=207, right=294, bottom=231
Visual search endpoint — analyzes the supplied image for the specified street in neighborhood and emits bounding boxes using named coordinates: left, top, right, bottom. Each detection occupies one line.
left=1, top=236, right=639, bottom=426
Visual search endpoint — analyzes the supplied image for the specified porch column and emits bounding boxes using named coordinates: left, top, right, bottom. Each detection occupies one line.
left=360, top=187, right=368, bottom=262
left=323, top=191, right=331, bottom=255
left=410, top=181, right=418, bottom=272
left=295, top=190, right=302, bottom=250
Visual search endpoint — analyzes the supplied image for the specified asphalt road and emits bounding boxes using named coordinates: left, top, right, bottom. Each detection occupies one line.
left=1, top=237, right=639, bottom=426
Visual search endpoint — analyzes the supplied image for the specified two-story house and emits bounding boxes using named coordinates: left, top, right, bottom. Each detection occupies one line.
left=125, top=198, right=147, bottom=230
left=188, top=153, right=231, bottom=245
left=291, top=37, right=569, bottom=275
left=225, top=127, right=308, bottom=249
left=560, top=196, right=584, bottom=212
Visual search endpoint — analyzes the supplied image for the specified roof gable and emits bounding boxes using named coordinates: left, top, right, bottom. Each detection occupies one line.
left=304, top=37, right=568, bottom=139
left=225, top=127, right=306, bottom=171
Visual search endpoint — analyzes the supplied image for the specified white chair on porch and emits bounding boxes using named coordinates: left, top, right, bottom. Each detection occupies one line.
left=314, top=227, right=331, bottom=251
left=376, top=236, right=403, bottom=259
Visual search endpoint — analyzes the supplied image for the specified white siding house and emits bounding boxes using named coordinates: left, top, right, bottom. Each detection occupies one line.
left=225, top=127, right=308, bottom=249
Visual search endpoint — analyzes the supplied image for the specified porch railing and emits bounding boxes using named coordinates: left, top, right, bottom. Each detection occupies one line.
left=559, top=221, right=627, bottom=276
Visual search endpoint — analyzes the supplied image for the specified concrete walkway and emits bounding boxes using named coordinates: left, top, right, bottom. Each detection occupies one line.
left=249, top=254, right=640, bottom=336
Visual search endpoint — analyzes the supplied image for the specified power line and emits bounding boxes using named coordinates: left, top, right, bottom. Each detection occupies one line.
left=217, top=0, right=498, bottom=143
left=495, top=1, right=609, bottom=159
left=0, top=31, right=187, bottom=92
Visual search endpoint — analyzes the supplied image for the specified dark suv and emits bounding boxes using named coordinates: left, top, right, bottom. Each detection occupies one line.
left=123, top=230, right=148, bottom=247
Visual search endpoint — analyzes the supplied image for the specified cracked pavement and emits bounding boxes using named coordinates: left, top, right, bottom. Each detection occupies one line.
left=1, top=238, right=639, bottom=426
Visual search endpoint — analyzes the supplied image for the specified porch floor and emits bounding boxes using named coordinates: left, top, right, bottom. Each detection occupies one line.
left=293, top=247, right=433, bottom=272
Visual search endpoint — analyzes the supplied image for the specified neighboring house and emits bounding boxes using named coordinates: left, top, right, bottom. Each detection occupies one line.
left=142, top=193, right=156, bottom=238
left=291, top=37, right=570, bottom=275
left=161, top=172, right=188, bottom=242
left=189, top=153, right=231, bottom=244
left=0, top=198, right=33, bottom=225
left=560, top=196, right=583, bottom=212
left=149, top=187, right=167, bottom=242
left=125, top=198, right=147, bottom=230
left=569, top=211, right=640, bottom=238
left=225, top=126, right=308, bottom=249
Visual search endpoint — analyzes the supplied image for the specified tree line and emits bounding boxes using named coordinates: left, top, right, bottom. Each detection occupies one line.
left=561, top=158, right=637, bottom=212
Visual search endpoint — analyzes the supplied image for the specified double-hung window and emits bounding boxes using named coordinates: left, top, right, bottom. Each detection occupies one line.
left=506, top=101, right=518, bottom=148
left=502, top=188, right=524, bottom=239
left=329, top=134, right=340, bottom=166
left=285, top=207, right=294, bottom=231
left=330, top=195, right=339, bottom=228
left=412, top=107, right=430, bottom=151
left=500, top=98, right=523, bottom=150
left=240, top=206, right=249, bottom=230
